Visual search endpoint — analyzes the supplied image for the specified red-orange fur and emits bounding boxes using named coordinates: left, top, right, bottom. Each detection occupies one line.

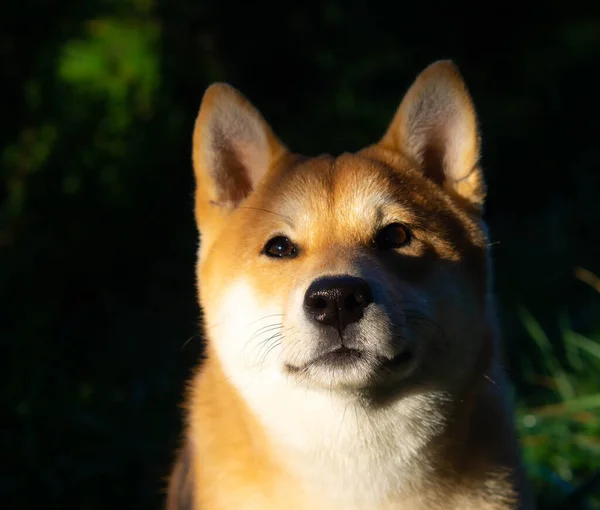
left=166, top=61, right=533, bottom=510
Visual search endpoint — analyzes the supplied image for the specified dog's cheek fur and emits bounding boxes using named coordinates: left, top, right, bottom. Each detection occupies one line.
left=204, top=279, right=286, bottom=383
left=417, top=263, right=490, bottom=393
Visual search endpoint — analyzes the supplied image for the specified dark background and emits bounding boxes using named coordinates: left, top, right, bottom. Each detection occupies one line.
left=2, top=2, right=600, bottom=509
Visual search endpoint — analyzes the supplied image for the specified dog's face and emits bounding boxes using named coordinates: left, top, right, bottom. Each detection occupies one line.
left=193, top=61, right=492, bottom=399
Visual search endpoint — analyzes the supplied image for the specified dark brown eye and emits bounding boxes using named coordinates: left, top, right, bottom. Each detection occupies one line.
left=263, top=236, right=298, bottom=258
left=373, top=223, right=411, bottom=250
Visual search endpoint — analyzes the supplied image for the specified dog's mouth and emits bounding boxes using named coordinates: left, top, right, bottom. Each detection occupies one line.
left=312, top=346, right=366, bottom=367
left=286, top=346, right=414, bottom=373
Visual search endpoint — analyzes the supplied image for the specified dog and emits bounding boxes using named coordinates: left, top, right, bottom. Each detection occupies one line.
left=166, top=60, right=533, bottom=510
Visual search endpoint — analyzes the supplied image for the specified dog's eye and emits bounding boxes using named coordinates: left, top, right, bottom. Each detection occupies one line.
left=373, top=223, right=411, bottom=250
left=263, top=236, right=298, bottom=258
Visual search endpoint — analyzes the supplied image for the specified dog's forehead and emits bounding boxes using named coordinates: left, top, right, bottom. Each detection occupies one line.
left=270, top=153, right=421, bottom=228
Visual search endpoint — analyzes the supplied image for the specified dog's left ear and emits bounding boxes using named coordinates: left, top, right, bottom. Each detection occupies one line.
left=380, top=60, right=484, bottom=210
left=192, top=83, right=288, bottom=252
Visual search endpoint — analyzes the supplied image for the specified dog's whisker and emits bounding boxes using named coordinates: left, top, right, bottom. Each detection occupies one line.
left=252, top=333, right=283, bottom=365
left=247, top=323, right=284, bottom=341
left=181, top=333, right=201, bottom=349
left=247, top=314, right=286, bottom=326
left=241, top=325, right=283, bottom=358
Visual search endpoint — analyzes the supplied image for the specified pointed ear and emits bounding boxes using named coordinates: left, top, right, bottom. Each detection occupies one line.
left=192, top=83, right=287, bottom=239
left=380, top=60, right=485, bottom=210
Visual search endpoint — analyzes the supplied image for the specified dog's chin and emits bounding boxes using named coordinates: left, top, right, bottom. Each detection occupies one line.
left=284, top=346, right=417, bottom=391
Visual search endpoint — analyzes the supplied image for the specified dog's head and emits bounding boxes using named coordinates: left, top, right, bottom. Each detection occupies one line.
left=193, top=61, right=492, bottom=400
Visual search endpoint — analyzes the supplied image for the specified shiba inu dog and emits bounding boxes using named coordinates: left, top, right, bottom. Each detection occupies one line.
left=166, top=60, right=532, bottom=510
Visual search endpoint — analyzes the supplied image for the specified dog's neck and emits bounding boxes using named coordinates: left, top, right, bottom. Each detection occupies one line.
left=198, top=345, right=510, bottom=509
left=254, top=384, right=450, bottom=507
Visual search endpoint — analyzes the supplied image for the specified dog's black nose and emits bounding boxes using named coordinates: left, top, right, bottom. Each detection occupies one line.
left=304, top=276, right=373, bottom=333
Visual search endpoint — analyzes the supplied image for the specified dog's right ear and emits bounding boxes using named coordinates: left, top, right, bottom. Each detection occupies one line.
left=192, top=83, right=287, bottom=246
left=379, top=61, right=484, bottom=212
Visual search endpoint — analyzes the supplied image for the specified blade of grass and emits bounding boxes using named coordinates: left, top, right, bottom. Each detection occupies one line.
left=574, top=267, right=600, bottom=293
left=566, top=331, right=600, bottom=363
left=529, top=393, right=600, bottom=417
left=560, top=315, right=584, bottom=372
left=519, top=307, right=576, bottom=400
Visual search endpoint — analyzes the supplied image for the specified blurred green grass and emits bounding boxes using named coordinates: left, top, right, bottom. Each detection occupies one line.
left=516, top=271, right=600, bottom=509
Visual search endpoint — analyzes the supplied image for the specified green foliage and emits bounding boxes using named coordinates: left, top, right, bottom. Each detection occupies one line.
left=58, top=19, right=160, bottom=117
left=518, top=303, right=600, bottom=509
